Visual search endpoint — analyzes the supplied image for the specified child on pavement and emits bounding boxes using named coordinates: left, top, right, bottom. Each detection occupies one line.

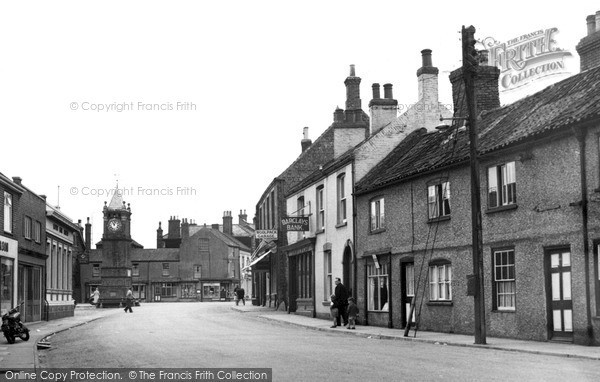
left=330, top=294, right=339, bottom=328
left=347, top=297, right=359, bottom=329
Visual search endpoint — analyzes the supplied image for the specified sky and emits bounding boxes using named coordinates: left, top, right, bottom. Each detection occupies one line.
left=0, top=1, right=596, bottom=248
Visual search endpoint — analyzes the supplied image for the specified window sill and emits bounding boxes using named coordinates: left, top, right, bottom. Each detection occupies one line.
left=427, top=215, right=451, bottom=224
left=336, top=222, right=347, bottom=229
left=486, top=204, right=518, bottom=214
left=426, top=301, right=453, bottom=306
left=492, top=309, right=516, bottom=313
left=321, top=301, right=331, bottom=307
left=316, top=229, right=325, bottom=235
left=369, top=228, right=386, bottom=235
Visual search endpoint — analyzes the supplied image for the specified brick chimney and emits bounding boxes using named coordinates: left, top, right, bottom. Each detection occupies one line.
left=85, top=217, right=92, bottom=249
left=156, top=221, right=164, bottom=248
left=181, top=218, right=190, bottom=240
left=417, top=49, right=440, bottom=108
left=369, top=83, right=398, bottom=135
left=449, top=57, right=500, bottom=120
left=223, top=211, right=233, bottom=235
left=332, top=65, right=369, bottom=158
left=576, top=11, right=600, bottom=71
left=345, top=64, right=361, bottom=110
left=301, top=127, right=312, bottom=152
left=12, top=176, right=22, bottom=185
left=238, top=209, right=247, bottom=224
left=168, top=216, right=181, bottom=239
left=211, top=223, right=220, bottom=230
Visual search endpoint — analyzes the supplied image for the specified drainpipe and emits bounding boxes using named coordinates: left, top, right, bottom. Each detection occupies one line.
left=573, top=125, right=594, bottom=344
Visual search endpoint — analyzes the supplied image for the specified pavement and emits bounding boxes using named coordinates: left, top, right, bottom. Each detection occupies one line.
left=231, top=304, right=600, bottom=361
left=1, top=303, right=599, bottom=372
left=0, top=305, right=119, bottom=371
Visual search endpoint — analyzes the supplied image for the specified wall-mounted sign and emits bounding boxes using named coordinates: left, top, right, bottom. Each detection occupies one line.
left=372, top=254, right=380, bottom=269
left=282, top=216, right=309, bottom=232
left=256, top=230, right=278, bottom=240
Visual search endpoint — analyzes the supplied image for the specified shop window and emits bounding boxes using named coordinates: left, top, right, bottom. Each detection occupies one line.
left=367, top=262, right=389, bottom=311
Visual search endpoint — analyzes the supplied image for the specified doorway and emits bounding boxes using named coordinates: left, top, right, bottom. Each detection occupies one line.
left=342, top=244, right=353, bottom=297
left=17, top=265, right=42, bottom=322
left=546, top=249, right=573, bottom=342
left=401, top=261, right=416, bottom=328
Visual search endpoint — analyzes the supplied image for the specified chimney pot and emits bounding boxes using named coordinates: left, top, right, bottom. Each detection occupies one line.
left=421, top=49, right=433, bottom=67
left=383, top=83, right=393, bottom=99
left=349, top=64, right=355, bottom=76
left=372, top=83, right=381, bottom=99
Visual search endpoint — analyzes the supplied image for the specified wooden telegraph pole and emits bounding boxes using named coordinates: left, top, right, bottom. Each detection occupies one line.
left=462, top=25, right=487, bottom=345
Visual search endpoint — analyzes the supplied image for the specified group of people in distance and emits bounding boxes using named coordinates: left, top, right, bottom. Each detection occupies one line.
left=330, top=277, right=359, bottom=329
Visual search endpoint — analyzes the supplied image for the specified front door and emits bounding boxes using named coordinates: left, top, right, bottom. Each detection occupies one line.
left=288, top=258, right=298, bottom=312
left=343, top=246, right=353, bottom=297
left=18, top=265, right=42, bottom=322
left=401, top=262, right=416, bottom=328
left=546, top=250, right=573, bottom=342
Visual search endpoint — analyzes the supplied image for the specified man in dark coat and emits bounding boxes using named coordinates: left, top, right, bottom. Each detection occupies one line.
left=235, top=286, right=245, bottom=306
left=334, top=278, right=349, bottom=326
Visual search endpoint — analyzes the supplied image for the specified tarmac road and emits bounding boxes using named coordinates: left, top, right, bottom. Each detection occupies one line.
left=38, top=302, right=600, bottom=381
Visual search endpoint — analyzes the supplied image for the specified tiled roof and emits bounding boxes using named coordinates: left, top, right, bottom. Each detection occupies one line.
left=130, top=248, right=180, bottom=261
left=356, top=65, right=600, bottom=194
left=190, top=227, right=251, bottom=252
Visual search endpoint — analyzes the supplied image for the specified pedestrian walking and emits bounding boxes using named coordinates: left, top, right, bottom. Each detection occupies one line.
left=124, top=288, right=134, bottom=313
left=347, top=297, right=359, bottom=329
left=235, top=286, right=245, bottom=306
left=329, top=294, right=339, bottom=328
left=90, top=287, right=100, bottom=306
left=334, top=278, right=349, bottom=326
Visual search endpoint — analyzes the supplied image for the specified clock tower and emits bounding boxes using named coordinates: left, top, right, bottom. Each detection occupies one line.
left=99, top=185, right=133, bottom=306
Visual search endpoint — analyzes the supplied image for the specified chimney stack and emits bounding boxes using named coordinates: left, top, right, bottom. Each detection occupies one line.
left=417, top=49, right=440, bottom=106
left=344, top=64, right=362, bottom=110
left=211, top=223, right=220, bottom=230
left=157, top=221, right=164, bottom=248
left=12, top=177, right=22, bottom=185
left=223, top=211, right=233, bottom=235
left=168, top=216, right=181, bottom=239
left=449, top=56, right=500, bottom=121
left=85, top=217, right=92, bottom=250
left=301, top=127, right=312, bottom=152
left=181, top=218, right=190, bottom=240
left=239, top=209, right=248, bottom=224
left=576, top=11, right=600, bottom=72
left=369, top=82, right=397, bottom=135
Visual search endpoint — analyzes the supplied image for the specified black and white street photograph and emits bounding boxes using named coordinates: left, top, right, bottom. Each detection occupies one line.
left=1, top=1, right=600, bottom=381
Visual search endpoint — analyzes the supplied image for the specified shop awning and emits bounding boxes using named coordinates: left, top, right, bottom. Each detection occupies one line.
left=247, top=250, right=271, bottom=268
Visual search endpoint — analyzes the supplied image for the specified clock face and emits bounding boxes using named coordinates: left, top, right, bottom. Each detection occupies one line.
left=108, top=218, right=123, bottom=232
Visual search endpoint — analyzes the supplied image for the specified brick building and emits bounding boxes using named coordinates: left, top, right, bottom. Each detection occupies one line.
left=80, top=190, right=250, bottom=304
left=353, top=12, right=600, bottom=345
left=282, top=51, right=452, bottom=319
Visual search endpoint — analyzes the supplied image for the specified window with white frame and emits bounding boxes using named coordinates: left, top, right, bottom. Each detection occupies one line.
left=316, top=186, right=325, bottom=230
left=194, top=265, right=202, bottom=279
left=162, top=263, right=170, bottom=277
left=337, top=174, right=347, bottom=224
left=160, top=282, right=175, bottom=297
left=488, top=161, right=516, bottom=208
left=24, top=216, right=32, bottom=239
left=367, top=262, right=389, bottom=311
left=324, top=250, right=332, bottom=300
left=493, top=249, right=516, bottom=310
left=429, top=261, right=452, bottom=301
left=4, top=192, right=12, bottom=233
left=428, top=182, right=451, bottom=219
left=132, top=263, right=139, bottom=277
left=370, top=197, right=385, bottom=231
left=406, top=263, right=415, bottom=298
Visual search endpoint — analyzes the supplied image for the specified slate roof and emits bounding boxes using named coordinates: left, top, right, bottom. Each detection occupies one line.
left=190, top=227, right=251, bottom=252
left=356, top=65, right=600, bottom=195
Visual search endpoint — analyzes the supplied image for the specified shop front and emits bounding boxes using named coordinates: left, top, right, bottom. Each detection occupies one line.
left=0, top=235, right=18, bottom=316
